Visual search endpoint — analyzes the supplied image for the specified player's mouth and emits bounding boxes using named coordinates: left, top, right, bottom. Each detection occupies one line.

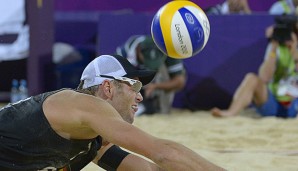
left=132, top=105, right=138, bottom=113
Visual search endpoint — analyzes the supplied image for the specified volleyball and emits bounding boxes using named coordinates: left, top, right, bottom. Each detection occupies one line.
left=151, top=0, right=210, bottom=59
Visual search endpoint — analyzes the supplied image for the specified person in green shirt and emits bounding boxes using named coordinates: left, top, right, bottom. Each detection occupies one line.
left=116, top=35, right=186, bottom=115
left=212, top=16, right=298, bottom=118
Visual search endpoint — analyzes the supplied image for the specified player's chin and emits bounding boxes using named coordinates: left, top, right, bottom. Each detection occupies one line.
left=123, top=114, right=134, bottom=124
left=127, top=116, right=134, bottom=124
left=127, top=111, right=135, bottom=123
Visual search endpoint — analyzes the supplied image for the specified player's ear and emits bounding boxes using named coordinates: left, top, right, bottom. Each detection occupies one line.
left=102, top=80, right=113, bottom=98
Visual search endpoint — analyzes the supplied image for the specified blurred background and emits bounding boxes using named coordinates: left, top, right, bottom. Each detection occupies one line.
left=0, top=0, right=278, bottom=110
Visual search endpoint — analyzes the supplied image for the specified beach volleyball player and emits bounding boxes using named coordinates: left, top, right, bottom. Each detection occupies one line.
left=0, top=55, right=225, bottom=170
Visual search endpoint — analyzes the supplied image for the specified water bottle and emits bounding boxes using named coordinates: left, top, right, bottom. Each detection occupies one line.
left=19, top=79, right=28, bottom=100
left=10, top=79, right=19, bottom=103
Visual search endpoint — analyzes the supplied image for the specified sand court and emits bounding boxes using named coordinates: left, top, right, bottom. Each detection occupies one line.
left=83, top=108, right=298, bottom=171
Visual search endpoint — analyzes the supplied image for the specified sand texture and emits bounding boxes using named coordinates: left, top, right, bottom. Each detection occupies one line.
left=83, top=108, right=298, bottom=171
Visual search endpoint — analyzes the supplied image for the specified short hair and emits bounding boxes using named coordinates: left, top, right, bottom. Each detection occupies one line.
left=76, top=80, right=123, bottom=95
left=77, top=80, right=98, bottom=95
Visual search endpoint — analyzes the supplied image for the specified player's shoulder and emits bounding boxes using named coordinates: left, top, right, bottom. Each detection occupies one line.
left=45, top=89, right=94, bottom=104
left=44, top=89, right=108, bottom=114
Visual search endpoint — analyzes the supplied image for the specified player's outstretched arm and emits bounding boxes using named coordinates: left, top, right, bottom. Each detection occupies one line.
left=84, top=100, right=226, bottom=171
left=93, top=143, right=163, bottom=171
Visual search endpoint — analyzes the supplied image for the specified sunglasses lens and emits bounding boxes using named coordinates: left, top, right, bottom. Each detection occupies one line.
left=116, top=77, right=142, bottom=92
left=100, top=75, right=143, bottom=93
left=131, top=81, right=142, bottom=92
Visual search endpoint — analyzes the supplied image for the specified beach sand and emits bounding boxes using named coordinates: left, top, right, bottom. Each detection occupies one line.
left=82, top=108, right=298, bottom=171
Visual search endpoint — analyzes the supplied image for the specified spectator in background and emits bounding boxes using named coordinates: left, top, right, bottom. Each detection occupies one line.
left=269, top=0, right=298, bottom=15
left=267, top=1, right=298, bottom=41
left=211, top=15, right=298, bottom=118
left=206, top=0, right=251, bottom=15
left=116, top=35, right=186, bottom=115
left=0, top=0, right=28, bottom=99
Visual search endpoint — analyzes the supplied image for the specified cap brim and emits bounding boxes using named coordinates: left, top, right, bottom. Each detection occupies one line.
left=125, top=69, right=156, bottom=85
left=111, top=54, right=156, bottom=85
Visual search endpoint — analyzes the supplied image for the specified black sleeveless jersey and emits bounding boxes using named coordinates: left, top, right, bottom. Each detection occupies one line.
left=0, top=89, right=102, bottom=171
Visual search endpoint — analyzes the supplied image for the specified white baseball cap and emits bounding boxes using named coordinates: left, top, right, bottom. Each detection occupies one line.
left=80, top=55, right=156, bottom=89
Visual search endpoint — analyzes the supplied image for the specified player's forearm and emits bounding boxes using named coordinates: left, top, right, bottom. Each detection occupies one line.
left=117, top=154, right=164, bottom=171
left=152, top=139, right=226, bottom=171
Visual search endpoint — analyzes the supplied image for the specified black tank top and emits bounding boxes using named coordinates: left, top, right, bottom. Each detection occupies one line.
left=0, top=89, right=102, bottom=170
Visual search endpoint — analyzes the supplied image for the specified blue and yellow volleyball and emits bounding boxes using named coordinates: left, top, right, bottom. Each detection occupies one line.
left=151, top=0, right=210, bottom=59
